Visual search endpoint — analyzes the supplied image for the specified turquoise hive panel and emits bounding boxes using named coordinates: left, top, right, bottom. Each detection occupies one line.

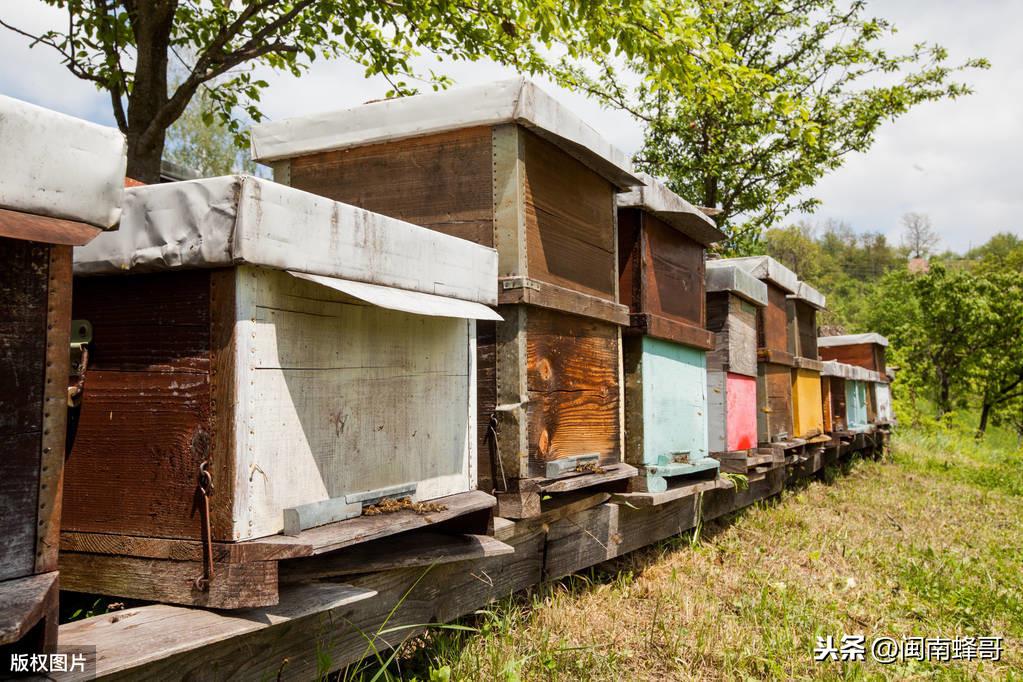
left=640, top=336, right=710, bottom=464
left=845, top=380, right=869, bottom=432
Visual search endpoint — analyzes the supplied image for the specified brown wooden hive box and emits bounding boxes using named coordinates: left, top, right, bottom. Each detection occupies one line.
left=818, top=333, right=889, bottom=375
left=252, top=79, right=642, bottom=507
left=62, top=176, right=503, bottom=608
left=0, top=94, right=124, bottom=655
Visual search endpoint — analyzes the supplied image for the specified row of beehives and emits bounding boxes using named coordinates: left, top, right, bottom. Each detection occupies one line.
left=0, top=81, right=895, bottom=641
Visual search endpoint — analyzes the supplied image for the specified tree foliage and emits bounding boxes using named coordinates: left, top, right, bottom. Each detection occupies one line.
left=2, top=0, right=727, bottom=182
left=569, top=0, right=988, bottom=251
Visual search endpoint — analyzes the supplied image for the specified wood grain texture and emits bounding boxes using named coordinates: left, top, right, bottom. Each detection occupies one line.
left=639, top=213, right=705, bottom=327
left=64, top=270, right=214, bottom=540
left=627, top=313, right=715, bottom=350
left=525, top=308, right=621, bottom=471
left=287, top=127, right=496, bottom=247
left=235, top=266, right=475, bottom=540
left=757, top=362, right=793, bottom=443
left=521, top=128, right=617, bottom=300
left=758, top=283, right=790, bottom=354
left=36, top=245, right=72, bottom=574
left=0, top=571, right=58, bottom=648
left=706, top=292, right=758, bottom=376
left=791, top=300, right=819, bottom=360
left=0, top=206, right=101, bottom=246
left=59, top=552, right=278, bottom=609
left=0, top=237, right=49, bottom=581
left=278, top=532, right=513, bottom=582
left=499, top=277, right=630, bottom=326
left=818, top=342, right=885, bottom=374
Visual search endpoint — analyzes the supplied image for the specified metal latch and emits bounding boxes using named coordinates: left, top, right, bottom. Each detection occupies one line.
left=67, top=320, right=92, bottom=408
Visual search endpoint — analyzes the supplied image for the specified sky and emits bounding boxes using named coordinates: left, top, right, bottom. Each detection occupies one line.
left=1, top=0, right=1019, bottom=253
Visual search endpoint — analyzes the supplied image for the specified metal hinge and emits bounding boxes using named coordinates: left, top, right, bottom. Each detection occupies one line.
left=67, top=320, right=92, bottom=408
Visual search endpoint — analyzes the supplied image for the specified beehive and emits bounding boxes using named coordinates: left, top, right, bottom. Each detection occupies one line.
left=63, top=176, right=500, bottom=607
left=819, top=333, right=892, bottom=428
left=818, top=333, right=888, bottom=374
left=252, top=79, right=639, bottom=500
left=0, top=95, right=125, bottom=652
left=725, top=257, right=800, bottom=443
left=787, top=281, right=827, bottom=439
left=705, top=261, right=768, bottom=458
left=617, top=174, right=725, bottom=491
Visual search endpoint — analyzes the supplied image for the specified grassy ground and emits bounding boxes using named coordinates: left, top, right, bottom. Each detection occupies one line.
left=349, top=427, right=1023, bottom=681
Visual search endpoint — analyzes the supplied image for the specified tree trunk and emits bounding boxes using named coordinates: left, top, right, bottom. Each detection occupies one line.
left=123, top=2, right=177, bottom=183
left=976, top=403, right=991, bottom=439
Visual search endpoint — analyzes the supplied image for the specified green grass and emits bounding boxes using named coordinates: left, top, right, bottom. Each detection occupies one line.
left=342, top=423, right=1023, bottom=681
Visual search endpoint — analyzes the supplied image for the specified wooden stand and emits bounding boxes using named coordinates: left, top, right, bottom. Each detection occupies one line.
left=59, top=490, right=498, bottom=609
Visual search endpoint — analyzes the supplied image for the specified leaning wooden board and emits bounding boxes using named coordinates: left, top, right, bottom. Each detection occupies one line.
left=252, top=79, right=640, bottom=498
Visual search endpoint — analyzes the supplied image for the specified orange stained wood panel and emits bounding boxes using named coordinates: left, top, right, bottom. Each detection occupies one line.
left=525, top=308, right=621, bottom=468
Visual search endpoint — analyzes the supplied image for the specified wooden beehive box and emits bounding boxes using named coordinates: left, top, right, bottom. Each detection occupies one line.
left=63, top=176, right=501, bottom=608
left=725, top=257, right=800, bottom=444
left=818, top=333, right=888, bottom=374
left=0, top=95, right=125, bottom=653
left=705, top=261, right=768, bottom=464
left=787, top=282, right=827, bottom=439
left=616, top=173, right=726, bottom=491
left=874, top=378, right=894, bottom=424
left=252, top=79, right=640, bottom=512
left=820, top=361, right=851, bottom=434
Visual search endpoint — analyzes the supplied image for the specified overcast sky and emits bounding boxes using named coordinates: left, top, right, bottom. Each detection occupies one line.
left=1, top=0, right=1018, bottom=253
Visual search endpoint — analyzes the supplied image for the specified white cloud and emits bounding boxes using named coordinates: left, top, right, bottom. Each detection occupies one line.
left=0, top=0, right=1017, bottom=252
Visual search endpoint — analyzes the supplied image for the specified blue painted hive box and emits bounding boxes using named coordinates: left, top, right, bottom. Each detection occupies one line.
left=617, top=174, right=726, bottom=492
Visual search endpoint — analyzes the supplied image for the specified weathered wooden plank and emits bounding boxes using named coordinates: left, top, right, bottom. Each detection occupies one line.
left=539, top=463, right=636, bottom=493
left=58, top=583, right=377, bottom=681
left=757, top=361, right=794, bottom=444
left=0, top=571, right=58, bottom=647
left=493, top=491, right=611, bottom=541
left=59, top=552, right=278, bottom=609
left=544, top=503, right=620, bottom=579
left=611, top=478, right=730, bottom=508
left=36, top=245, right=72, bottom=575
left=62, top=530, right=545, bottom=681
left=498, top=276, right=629, bottom=325
left=279, top=533, right=513, bottom=582
left=639, top=213, right=706, bottom=327
left=758, top=283, right=790, bottom=355
left=626, top=313, right=715, bottom=350
left=0, top=206, right=102, bottom=246
left=0, top=238, right=51, bottom=580
left=59, top=531, right=311, bottom=564
left=521, top=128, right=617, bottom=301
left=65, top=270, right=214, bottom=540
left=287, top=127, right=496, bottom=247
left=254, top=490, right=496, bottom=556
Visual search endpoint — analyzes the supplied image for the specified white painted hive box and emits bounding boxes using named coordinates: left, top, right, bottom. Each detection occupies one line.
left=67, top=176, right=500, bottom=542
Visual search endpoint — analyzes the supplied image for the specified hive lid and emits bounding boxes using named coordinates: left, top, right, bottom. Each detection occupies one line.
left=74, top=175, right=499, bottom=306
left=818, top=332, right=889, bottom=347
left=821, top=361, right=872, bottom=380
left=705, top=261, right=768, bottom=306
left=617, top=173, right=725, bottom=245
left=788, top=281, right=826, bottom=310
left=250, top=78, right=642, bottom=190
left=0, top=95, right=126, bottom=231
left=720, top=256, right=800, bottom=294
